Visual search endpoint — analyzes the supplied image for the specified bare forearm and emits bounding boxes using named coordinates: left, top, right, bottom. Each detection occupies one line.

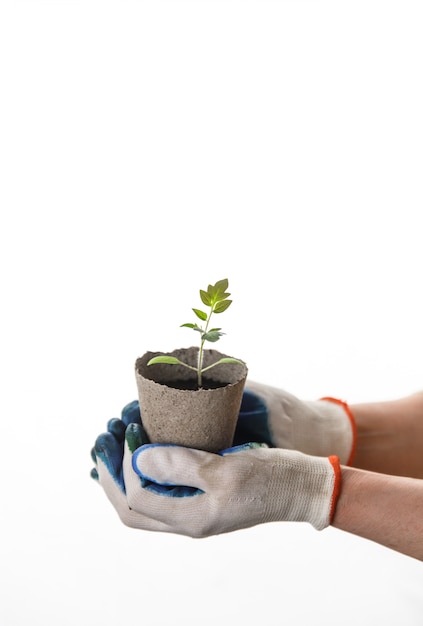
left=332, top=466, right=423, bottom=560
left=350, top=392, right=423, bottom=478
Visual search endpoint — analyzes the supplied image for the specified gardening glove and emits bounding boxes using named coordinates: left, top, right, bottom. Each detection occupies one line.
left=234, top=381, right=356, bottom=465
left=92, top=405, right=208, bottom=531
left=128, top=443, right=342, bottom=536
left=91, top=401, right=341, bottom=535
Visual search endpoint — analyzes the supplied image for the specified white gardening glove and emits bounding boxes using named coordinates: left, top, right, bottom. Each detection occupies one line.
left=126, top=442, right=342, bottom=537
left=234, top=381, right=356, bottom=465
left=92, top=403, right=341, bottom=536
left=92, top=405, right=219, bottom=533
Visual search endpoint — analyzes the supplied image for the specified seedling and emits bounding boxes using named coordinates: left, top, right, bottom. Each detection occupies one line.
left=147, top=278, right=244, bottom=388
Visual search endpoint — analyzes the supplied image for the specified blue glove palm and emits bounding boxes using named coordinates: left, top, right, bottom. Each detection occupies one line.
left=233, top=389, right=274, bottom=447
left=90, top=391, right=344, bottom=535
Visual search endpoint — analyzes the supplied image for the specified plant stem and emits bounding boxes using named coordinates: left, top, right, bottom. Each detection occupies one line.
left=198, top=305, right=213, bottom=387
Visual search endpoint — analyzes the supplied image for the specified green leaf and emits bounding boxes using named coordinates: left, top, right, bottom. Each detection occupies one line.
left=193, top=308, right=207, bottom=321
left=206, top=285, right=217, bottom=302
left=214, top=278, right=229, bottom=294
left=147, top=356, right=198, bottom=373
left=201, top=357, right=245, bottom=373
left=206, top=279, right=229, bottom=304
left=206, top=287, right=215, bottom=303
left=200, top=289, right=212, bottom=307
left=181, top=323, right=203, bottom=333
left=202, top=330, right=223, bottom=342
left=208, top=327, right=222, bottom=332
left=215, top=357, right=244, bottom=365
left=213, top=299, right=232, bottom=313
left=147, top=356, right=185, bottom=366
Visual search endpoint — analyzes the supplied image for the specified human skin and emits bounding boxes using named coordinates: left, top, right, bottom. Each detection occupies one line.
left=332, top=392, right=423, bottom=560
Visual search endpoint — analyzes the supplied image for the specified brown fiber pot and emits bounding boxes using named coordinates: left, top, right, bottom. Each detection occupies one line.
left=135, top=347, right=248, bottom=453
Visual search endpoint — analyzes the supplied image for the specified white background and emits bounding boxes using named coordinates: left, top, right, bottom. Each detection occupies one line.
left=1, top=1, right=423, bottom=624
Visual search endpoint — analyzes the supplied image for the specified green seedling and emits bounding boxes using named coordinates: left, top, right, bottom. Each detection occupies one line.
left=147, top=278, right=244, bottom=388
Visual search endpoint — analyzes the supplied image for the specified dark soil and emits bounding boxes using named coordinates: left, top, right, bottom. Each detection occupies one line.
left=162, top=378, right=228, bottom=391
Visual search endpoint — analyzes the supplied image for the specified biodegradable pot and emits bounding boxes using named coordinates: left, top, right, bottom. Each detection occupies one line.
left=135, top=347, right=248, bottom=453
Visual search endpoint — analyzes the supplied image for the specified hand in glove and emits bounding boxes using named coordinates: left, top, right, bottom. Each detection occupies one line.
left=91, top=396, right=342, bottom=537
left=234, top=381, right=356, bottom=465
left=128, top=443, right=342, bottom=536
left=91, top=400, right=158, bottom=531
left=92, top=413, right=342, bottom=536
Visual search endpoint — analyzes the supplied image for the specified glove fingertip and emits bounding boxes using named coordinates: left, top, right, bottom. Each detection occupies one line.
left=132, top=443, right=154, bottom=479
left=132, top=443, right=175, bottom=479
left=121, top=400, right=142, bottom=426
left=94, top=431, right=115, bottom=453
left=107, top=417, right=126, bottom=440
left=132, top=444, right=204, bottom=498
left=125, top=422, right=149, bottom=453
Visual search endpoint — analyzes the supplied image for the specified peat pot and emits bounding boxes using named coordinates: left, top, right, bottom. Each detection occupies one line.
left=135, top=347, right=248, bottom=453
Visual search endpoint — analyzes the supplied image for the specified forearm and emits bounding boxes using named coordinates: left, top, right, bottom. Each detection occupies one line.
left=332, top=466, right=423, bottom=561
left=350, top=391, right=423, bottom=478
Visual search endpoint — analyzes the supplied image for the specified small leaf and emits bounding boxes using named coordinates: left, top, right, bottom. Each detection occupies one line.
left=206, top=279, right=228, bottom=304
left=147, top=356, right=198, bottom=373
left=147, top=356, right=184, bottom=366
left=215, top=357, right=244, bottom=365
left=193, top=308, right=207, bottom=321
left=213, top=299, right=232, bottom=313
left=201, top=357, right=245, bottom=373
left=203, top=330, right=223, bottom=342
left=208, top=327, right=222, bottom=332
left=200, top=289, right=212, bottom=307
left=206, top=283, right=217, bottom=300
left=214, top=278, right=229, bottom=294
left=181, top=323, right=203, bottom=334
